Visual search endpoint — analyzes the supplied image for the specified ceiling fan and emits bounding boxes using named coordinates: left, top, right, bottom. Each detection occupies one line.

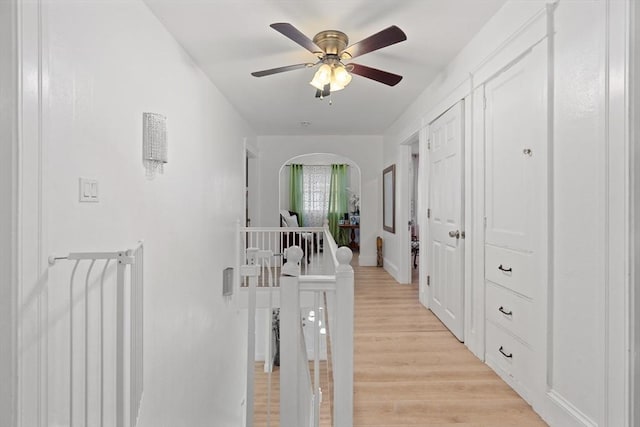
left=251, top=23, right=407, bottom=98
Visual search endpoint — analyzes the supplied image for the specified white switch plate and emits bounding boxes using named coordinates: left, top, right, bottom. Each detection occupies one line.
left=79, top=178, right=99, bottom=202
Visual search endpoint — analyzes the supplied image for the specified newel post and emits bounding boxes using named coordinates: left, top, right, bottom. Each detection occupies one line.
left=334, top=246, right=354, bottom=426
left=279, top=246, right=304, bottom=427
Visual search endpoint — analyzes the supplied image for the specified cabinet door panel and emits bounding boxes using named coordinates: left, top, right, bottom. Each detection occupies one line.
left=485, top=322, right=534, bottom=401
left=485, top=244, right=534, bottom=298
left=484, top=46, right=547, bottom=252
left=486, top=281, right=534, bottom=343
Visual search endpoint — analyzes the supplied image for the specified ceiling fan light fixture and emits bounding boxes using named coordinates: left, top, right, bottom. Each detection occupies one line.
left=332, top=64, right=352, bottom=87
left=329, top=81, right=345, bottom=92
left=253, top=23, right=407, bottom=97
left=310, top=64, right=332, bottom=90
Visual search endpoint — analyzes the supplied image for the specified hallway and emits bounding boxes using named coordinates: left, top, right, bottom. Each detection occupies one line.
left=352, top=265, right=547, bottom=426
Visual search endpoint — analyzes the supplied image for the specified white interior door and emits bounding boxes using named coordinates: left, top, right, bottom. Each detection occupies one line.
left=428, top=101, right=465, bottom=341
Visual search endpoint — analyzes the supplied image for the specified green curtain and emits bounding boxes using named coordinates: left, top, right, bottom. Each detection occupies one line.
left=328, top=164, right=349, bottom=245
left=289, top=164, right=304, bottom=226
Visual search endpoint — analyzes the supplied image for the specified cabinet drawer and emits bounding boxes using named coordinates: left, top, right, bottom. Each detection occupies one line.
left=485, top=322, right=533, bottom=400
left=486, top=282, right=533, bottom=345
left=485, top=245, right=534, bottom=297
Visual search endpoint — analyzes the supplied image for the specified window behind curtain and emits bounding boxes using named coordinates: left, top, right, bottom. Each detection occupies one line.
left=302, top=165, right=331, bottom=226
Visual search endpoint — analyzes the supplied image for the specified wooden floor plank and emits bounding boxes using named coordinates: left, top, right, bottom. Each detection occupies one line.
left=352, top=265, right=546, bottom=427
left=253, top=263, right=547, bottom=426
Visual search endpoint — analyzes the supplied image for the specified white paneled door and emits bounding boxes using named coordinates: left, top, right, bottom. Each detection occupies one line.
left=484, top=47, right=546, bottom=254
left=428, top=101, right=464, bottom=341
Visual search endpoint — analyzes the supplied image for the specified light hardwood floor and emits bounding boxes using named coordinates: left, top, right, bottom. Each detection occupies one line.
left=254, top=264, right=547, bottom=426
left=253, top=360, right=333, bottom=427
left=353, top=265, right=546, bottom=426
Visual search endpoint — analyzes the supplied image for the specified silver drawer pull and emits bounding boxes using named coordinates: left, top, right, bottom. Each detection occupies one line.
left=498, top=264, right=512, bottom=273
left=498, top=306, right=513, bottom=316
left=499, top=346, right=513, bottom=359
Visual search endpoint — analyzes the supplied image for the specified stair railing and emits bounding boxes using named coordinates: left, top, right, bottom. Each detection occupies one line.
left=239, top=220, right=353, bottom=427
left=279, top=243, right=353, bottom=427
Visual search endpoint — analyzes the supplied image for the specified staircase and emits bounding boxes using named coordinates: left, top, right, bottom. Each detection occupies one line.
left=238, top=224, right=354, bottom=427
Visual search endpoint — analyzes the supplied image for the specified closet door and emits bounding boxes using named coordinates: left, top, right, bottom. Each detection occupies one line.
left=428, top=101, right=465, bottom=341
left=484, top=46, right=547, bottom=253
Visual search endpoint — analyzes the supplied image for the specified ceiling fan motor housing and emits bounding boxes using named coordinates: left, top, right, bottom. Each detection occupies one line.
left=312, top=30, right=349, bottom=56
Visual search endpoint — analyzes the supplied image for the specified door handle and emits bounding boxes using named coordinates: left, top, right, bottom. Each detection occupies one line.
left=448, top=230, right=460, bottom=239
left=499, top=346, right=513, bottom=359
left=498, top=306, right=513, bottom=316
left=498, top=264, right=512, bottom=273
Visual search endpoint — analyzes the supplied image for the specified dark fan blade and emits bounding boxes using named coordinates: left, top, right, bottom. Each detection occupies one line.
left=349, top=63, right=403, bottom=86
left=251, top=63, right=313, bottom=77
left=341, top=25, right=407, bottom=59
left=270, top=23, right=322, bottom=54
left=314, top=84, right=330, bottom=98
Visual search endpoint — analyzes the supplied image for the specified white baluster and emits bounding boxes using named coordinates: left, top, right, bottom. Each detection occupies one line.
left=280, top=246, right=303, bottom=427
left=242, top=247, right=261, bottom=427
left=333, top=246, right=354, bottom=427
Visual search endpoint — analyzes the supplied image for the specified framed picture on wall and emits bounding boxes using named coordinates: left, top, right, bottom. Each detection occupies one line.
left=383, top=164, right=396, bottom=233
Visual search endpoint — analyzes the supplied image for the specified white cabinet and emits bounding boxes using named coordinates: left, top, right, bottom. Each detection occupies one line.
left=485, top=245, right=535, bottom=298
left=485, top=321, right=535, bottom=401
left=482, top=40, right=548, bottom=405
left=485, top=282, right=534, bottom=344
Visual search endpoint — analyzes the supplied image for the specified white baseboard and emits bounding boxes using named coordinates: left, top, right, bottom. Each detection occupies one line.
left=383, top=258, right=400, bottom=282
left=534, top=390, right=598, bottom=427
left=358, top=254, right=377, bottom=266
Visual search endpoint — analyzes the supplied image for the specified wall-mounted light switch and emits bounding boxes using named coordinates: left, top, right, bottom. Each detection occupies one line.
left=79, top=178, right=99, bottom=203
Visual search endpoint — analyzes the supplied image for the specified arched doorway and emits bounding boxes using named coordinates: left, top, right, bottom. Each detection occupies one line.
left=278, top=153, right=362, bottom=253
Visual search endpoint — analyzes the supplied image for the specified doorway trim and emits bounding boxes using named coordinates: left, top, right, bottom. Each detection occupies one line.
left=0, top=0, right=18, bottom=424
left=630, top=0, right=640, bottom=423
left=243, top=139, right=259, bottom=228
left=399, top=133, right=419, bottom=286
left=12, top=0, right=50, bottom=424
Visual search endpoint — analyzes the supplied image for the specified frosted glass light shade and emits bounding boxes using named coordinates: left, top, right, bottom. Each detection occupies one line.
left=333, top=65, right=352, bottom=87
left=329, top=65, right=352, bottom=92
left=310, top=64, right=332, bottom=90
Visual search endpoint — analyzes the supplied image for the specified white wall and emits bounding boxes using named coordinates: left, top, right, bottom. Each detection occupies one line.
left=0, top=1, right=17, bottom=425
left=383, top=1, right=631, bottom=426
left=257, top=135, right=382, bottom=266
left=22, top=1, right=254, bottom=426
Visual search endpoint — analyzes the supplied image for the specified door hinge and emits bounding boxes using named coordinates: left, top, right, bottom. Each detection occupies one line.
left=427, top=208, right=431, bottom=219
left=484, top=217, right=487, bottom=228
left=427, top=275, right=430, bottom=286
left=483, top=95, right=487, bottom=110
left=427, top=142, right=431, bottom=150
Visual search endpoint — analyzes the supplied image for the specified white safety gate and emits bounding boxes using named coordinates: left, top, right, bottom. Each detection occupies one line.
left=49, top=241, right=144, bottom=427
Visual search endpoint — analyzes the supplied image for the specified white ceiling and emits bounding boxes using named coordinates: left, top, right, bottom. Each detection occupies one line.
left=143, top=0, right=506, bottom=135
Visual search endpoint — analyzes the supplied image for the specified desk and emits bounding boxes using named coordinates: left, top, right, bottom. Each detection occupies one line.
left=338, top=224, right=359, bottom=251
